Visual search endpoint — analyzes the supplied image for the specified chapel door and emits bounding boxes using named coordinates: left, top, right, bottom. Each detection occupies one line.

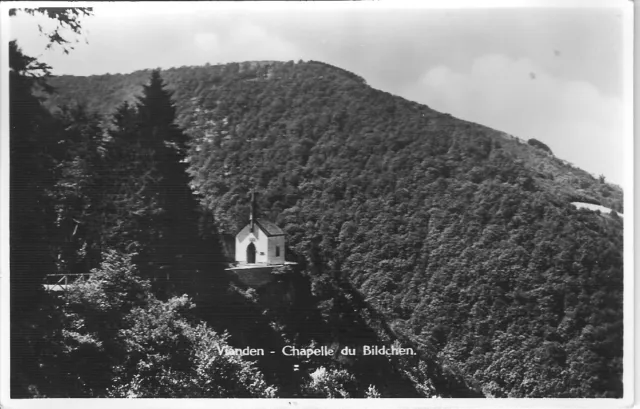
left=247, top=242, right=256, bottom=264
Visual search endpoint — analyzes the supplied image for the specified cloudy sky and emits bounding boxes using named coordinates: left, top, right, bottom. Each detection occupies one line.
left=6, top=1, right=632, bottom=186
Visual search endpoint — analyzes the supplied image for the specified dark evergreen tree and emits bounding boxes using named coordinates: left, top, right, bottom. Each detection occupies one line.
left=101, top=101, right=162, bottom=256
left=99, top=70, right=208, bottom=294
left=135, top=70, right=188, bottom=151
left=135, top=70, right=195, bottom=277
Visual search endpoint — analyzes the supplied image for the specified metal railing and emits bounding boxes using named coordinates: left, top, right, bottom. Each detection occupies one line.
left=43, top=273, right=92, bottom=293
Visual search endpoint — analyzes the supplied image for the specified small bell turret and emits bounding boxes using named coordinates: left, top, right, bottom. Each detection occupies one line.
left=250, top=190, right=256, bottom=233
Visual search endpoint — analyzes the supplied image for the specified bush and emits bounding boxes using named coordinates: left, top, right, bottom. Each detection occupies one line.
left=301, top=366, right=356, bottom=398
left=59, top=250, right=276, bottom=398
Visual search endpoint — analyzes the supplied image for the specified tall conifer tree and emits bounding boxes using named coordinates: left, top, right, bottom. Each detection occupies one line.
left=108, top=70, right=201, bottom=287
left=102, top=100, right=161, bottom=254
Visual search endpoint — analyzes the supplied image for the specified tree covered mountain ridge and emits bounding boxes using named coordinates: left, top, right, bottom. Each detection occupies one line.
left=43, top=59, right=623, bottom=398
left=46, top=60, right=622, bottom=214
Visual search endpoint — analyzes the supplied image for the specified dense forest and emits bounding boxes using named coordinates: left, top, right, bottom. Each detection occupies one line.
left=11, top=12, right=624, bottom=398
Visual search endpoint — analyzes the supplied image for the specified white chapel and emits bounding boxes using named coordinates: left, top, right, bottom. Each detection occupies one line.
left=234, top=192, right=286, bottom=266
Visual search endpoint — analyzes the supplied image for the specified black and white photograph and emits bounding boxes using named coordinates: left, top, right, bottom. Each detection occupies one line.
left=1, top=0, right=633, bottom=406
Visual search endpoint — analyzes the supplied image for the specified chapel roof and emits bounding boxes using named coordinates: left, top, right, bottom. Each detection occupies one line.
left=255, top=218, right=285, bottom=237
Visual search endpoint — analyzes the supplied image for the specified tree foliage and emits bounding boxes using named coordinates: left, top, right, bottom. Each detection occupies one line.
left=9, top=40, right=62, bottom=398
left=527, top=138, right=553, bottom=155
left=10, top=36, right=228, bottom=395
left=301, top=366, right=357, bottom=398
left=47, top=251, right=276, bottom=398
left=174, top=61, right=620, bottom=398
left=9, top=7, right=93, bottom=53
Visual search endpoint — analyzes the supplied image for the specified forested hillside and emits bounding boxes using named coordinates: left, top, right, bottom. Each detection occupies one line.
left=21, top=59, right=624, bottom=398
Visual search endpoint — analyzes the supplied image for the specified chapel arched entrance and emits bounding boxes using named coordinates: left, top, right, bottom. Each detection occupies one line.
left=247, top=242, right=256, bottom=264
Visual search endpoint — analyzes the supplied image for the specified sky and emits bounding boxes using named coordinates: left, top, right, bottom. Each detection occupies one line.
left=5, top=1, right=632, bottom=186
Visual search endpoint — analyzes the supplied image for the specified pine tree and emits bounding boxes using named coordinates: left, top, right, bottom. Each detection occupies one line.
left=102, top=101, right=161, bottom=254
left=135, top=70, right=187, bottom=150
left=102, top=70, right=204, bottom=291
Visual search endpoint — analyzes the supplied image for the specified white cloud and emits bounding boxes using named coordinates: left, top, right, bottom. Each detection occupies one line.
left=194, top=33, right=220, bottom=53
left=228, top=21, right=300, bottom=61
left=408, top=54, right=624, bottom=184
left=195, top=20, right=301, bottom=64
